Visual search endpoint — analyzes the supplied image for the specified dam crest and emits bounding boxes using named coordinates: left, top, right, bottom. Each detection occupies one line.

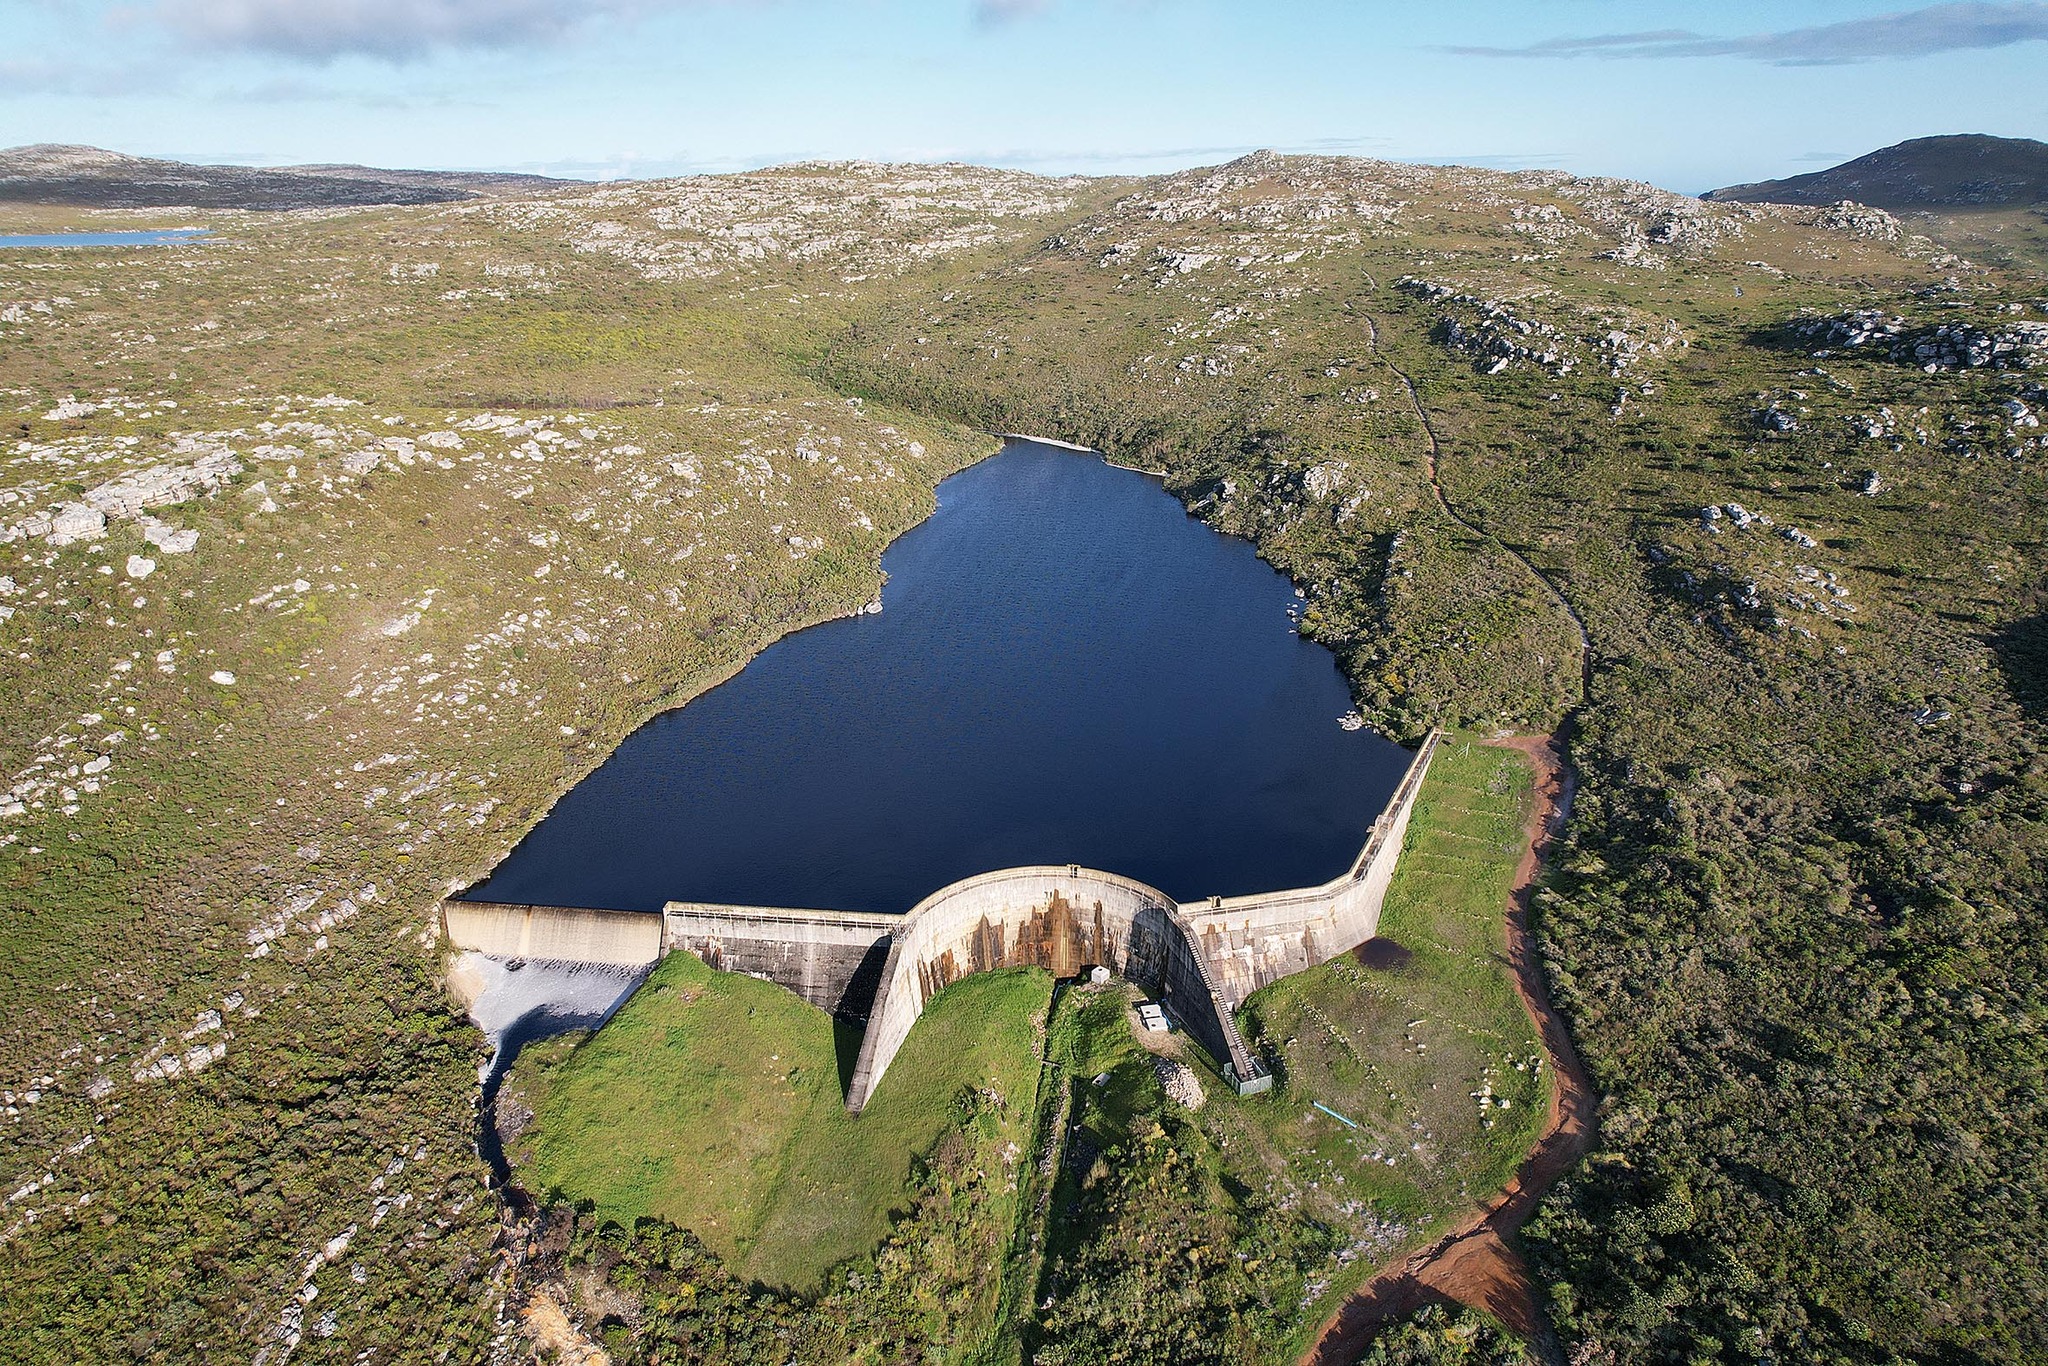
left=445, top=730, right=1440, bottom=1112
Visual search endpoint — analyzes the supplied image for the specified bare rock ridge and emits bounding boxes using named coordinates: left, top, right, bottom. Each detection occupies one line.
left=1706, top=133, right=2048, bottom=209
left=0, top=143, right=572, bottom=210
left=12, top=134, right=2046, bottom=216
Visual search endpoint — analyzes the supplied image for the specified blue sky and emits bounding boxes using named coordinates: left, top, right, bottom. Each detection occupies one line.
left=2, top=1, right=2044, bottom=191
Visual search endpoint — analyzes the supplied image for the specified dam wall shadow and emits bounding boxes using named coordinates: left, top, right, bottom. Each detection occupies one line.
left=442, top=731, right=1440, bottom=1112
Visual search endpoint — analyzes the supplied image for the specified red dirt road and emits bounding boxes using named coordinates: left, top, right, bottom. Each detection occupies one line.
left=1301, top=733, right=1595, bottom=1365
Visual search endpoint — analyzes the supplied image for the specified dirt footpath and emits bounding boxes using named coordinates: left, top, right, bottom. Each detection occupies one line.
left=1302, top=733, right=1595, bottom=1365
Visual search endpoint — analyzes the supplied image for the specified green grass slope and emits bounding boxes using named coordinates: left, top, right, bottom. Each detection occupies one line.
left=517, top=955, right=1052, bottom=1292
left=1236, top=734, right=1548, bottom=1232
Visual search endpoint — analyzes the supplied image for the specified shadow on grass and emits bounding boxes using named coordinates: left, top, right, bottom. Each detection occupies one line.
left=1353, top=937, right=1415, bottom=971
left=1992, top=609, right=2048, bottom=719
left=833, top=1017, right=864, bottom=1098
left=1254, top=1038, right=1292, bottom=1092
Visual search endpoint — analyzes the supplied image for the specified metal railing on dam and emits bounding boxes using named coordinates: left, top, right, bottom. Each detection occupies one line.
left=441, top=729, right=1441, bottom=1112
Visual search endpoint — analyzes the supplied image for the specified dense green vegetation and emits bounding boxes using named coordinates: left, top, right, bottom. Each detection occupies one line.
left=520, top=980, right=1340, bottom=1366
left=1357, top=1304, right=1535, bottom=1365
left=517, top=1090, right=1035, bottom=1365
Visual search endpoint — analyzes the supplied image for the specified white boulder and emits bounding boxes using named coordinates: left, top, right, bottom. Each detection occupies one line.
left=142, top=523, right=199, bottom=554
left=47, top=503, right=107, bottom=546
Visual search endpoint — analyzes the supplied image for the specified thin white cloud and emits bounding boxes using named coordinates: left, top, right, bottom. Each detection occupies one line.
left=973, top=0, right=1052, bottom=24
left=1446, top=2, right=2048, bottom=65
left=215, top=78, right=479, bottom=109
left=147, top=0, right=680, bottom=60
left=0, top=56, right=173, bottom=97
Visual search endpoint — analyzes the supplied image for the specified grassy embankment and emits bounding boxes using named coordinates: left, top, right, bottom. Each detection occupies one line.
left=513, top=957, right=1054, bottom=1292
left=1238, top=733, right=1549, bottom=1235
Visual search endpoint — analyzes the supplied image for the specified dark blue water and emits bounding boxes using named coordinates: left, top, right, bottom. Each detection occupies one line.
left=469, top=440, right=1409, bottom=914
left=0, top=229, right=210, bottom=248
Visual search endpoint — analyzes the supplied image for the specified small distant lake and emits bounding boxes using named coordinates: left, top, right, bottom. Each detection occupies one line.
left=469, top=439, right=1411, bottom=915
left=0, top=229, right=210, bottom=248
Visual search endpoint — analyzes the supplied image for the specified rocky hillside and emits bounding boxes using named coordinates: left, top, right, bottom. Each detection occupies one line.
left=0, top=144, right=571, bottom=210
left=1707, top=133, right=2048, bottom=209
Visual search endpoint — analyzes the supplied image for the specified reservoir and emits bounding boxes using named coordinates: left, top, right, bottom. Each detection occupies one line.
left=0, top=229, right=210, bottom=248
left=468, top=439, right=1411, bottom=915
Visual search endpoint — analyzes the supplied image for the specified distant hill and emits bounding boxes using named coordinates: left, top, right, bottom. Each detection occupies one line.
left=269, top=162, right=572, bottom=197
left=0, top=144, right=573, bottom=210
left=1705, top=133, right=2048, bottom=210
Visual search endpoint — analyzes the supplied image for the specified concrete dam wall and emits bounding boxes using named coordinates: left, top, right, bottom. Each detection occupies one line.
left=665, top=905, right=897, bottom=1020
left=1189, top=725, right=1440, bottom=1008
left=441, top=730, right=1440, bottom=1113
left=841, top=866, right=1264, bottom=1112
